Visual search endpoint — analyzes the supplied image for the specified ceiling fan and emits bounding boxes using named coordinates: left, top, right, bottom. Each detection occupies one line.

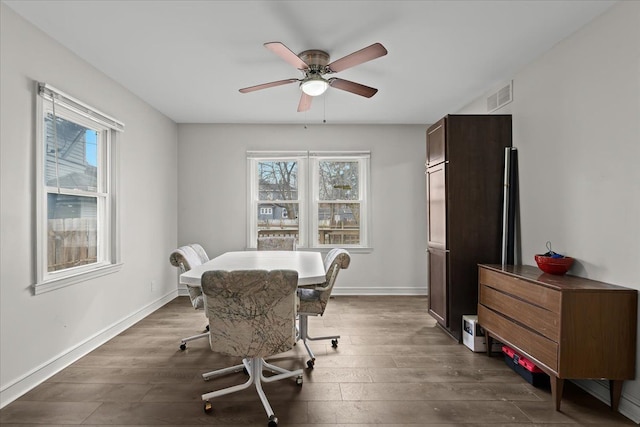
left=239, top=41, right=388, bottom=112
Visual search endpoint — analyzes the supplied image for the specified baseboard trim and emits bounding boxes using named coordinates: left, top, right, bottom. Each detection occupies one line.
left=332, top=286, right=427, bottom=296
left=0, top=290, right=177, bottom=409
left=572, top=379, right=640, bottom=424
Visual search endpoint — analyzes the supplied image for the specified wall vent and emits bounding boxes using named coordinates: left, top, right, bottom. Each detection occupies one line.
left=487, top=80, right=513, bottom=113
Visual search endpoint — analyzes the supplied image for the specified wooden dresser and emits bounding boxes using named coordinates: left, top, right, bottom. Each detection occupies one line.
left=477, top=264, right=637, bottom=411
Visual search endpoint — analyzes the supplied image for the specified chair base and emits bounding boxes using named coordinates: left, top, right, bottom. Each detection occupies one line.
left=298, top=314, right=340, bottom=368
left=179, top=329, right=209, bottom=351
left=201, top=356, right=303, bottom=425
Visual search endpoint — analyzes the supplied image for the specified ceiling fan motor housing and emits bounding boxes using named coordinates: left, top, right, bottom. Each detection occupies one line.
left=299, top=49, right=330, bottom=74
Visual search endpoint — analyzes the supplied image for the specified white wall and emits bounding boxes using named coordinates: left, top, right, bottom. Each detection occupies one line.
left=177, top=123, right=427, bottom=295
left=0, top=4, right=179, bottom=407
left=458, top=1, right=640, bottom=421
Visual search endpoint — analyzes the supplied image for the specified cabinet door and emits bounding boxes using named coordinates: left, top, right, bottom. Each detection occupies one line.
left=428, top=247, right=448, bottom=326
left=426, top=162, right=447, bottom=249
left=426, top=118, right=446, bottom=166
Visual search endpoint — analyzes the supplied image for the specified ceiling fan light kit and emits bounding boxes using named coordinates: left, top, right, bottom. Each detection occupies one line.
left=239, top=41, right=387, bottom=112
left=300, top=75, right=329, bottom=96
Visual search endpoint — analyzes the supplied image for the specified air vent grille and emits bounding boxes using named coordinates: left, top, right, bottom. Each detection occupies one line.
left=487, top=80, right=513, bottom=113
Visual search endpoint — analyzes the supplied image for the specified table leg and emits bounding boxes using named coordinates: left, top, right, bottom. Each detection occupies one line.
left=610, top=380, right=623, bottom=411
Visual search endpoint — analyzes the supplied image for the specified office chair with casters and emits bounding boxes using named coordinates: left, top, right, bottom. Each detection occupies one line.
left=297, top=248, right=350, bottom=368
left=200, top=269, right=303, bottom=427
left=257, top=236, right=297, bottom=251
left=169, top=244, right=210, bottom=350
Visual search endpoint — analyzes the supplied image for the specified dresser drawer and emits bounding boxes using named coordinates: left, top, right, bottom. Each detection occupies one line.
left=479, top=268, right=561, bottom=313
left=478, top=305, right=558, bottom=372
left=480, top=284, right=560, bottom=342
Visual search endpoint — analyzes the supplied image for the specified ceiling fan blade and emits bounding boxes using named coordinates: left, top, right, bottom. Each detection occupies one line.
left=264, top=42, right=309, bottom=70
left=239, top=79, right=298, bottom=93
left=297, top=92, right=312, bottom=112
left=327, top=42, right=388, bottom=73
left=329, top=78, right=378, bottom=98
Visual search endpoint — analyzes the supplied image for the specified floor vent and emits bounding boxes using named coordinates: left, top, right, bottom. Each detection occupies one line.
left=487, top=80, right=513, bottom=113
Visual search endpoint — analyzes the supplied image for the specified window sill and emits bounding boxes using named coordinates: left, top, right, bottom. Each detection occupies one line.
left=34, top=263, right=123, bottom=295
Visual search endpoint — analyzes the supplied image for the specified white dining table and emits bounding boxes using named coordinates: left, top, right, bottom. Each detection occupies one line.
left=179, top=250, right=326, bottom=287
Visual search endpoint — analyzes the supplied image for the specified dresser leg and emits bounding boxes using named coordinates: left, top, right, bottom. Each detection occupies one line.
left=610, top=380, right=623, bottom=411
left=550, top=376, right=564, bottom=411
left=485, top=332, right=493, bottom=356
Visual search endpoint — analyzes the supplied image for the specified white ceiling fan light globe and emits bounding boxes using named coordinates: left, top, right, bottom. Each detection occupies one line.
left=300, top=78, right=329, bottom=96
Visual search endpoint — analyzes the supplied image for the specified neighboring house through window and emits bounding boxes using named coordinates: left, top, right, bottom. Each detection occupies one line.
left=35, top=83, right=123, bottom=294
left=247, top=151, right=370, bottom=249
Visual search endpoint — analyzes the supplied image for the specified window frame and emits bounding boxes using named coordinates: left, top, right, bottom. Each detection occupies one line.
left=247, top=150, right=371, bottom=250
left=247, top=151, right=307, bottom=248
left=309, top=151, right=371, bottom=249
left=35, top=83, right=123, bottom=294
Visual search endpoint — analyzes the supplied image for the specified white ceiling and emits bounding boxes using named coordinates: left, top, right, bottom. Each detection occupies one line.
left=4, top=0, right=615, bottom=125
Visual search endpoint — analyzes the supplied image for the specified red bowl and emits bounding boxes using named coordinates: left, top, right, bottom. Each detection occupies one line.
left=534, top=255, right=574, bottom=275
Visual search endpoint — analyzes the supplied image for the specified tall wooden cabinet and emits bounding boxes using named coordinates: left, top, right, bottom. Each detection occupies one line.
left=426, top=115, right=512, bottom=341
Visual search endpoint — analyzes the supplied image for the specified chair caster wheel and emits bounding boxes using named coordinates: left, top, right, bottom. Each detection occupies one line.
left=179, top=343, right=186, bottom=351
left=268, top=414, right=278, bottom=427
left=306, top=359, right=314, bottom=369
left=296, top=375, right=303, bottom=386
left=331, top=339, right=338, bottom=348
left=204, top=401, right=212, bottom=413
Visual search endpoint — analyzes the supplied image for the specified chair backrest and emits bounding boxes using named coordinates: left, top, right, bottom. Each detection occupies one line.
left=169, top=245, right=201, bottom=272
left=319, top=248, right=350, bottom=303
left=257, top=236, right=297, bottom=251
left=201, top=269, right=298, bottom=358
left=169, top=244, right=210, bottom=310
left=188, top=243, right=210, bottom=264
left=298, top=248, right=350, bottom=316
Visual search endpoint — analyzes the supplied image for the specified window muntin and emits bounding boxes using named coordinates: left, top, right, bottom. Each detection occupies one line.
left=36, top=83, right=123, bottom=293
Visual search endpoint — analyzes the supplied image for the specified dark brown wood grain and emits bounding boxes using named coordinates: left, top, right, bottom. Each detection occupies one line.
left=426, top=115, right=512, bottom=342
left=478, top=264, right=637, bottom=412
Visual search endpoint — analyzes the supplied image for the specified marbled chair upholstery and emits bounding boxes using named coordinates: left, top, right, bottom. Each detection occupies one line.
left=202, top=270, right=298, bottom=357
left=169, top=244, right=210, bottom=350
left=257, top=236, right=297, bottom=251
left=200, top=269, right=303, bottom=424
left=169, top=244, right=209, bottom=309
left=298, top=248, right=351, bottom=315
left=296, top=248, right=350, bottom=368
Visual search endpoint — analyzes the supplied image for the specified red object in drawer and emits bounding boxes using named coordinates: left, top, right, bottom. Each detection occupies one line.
left=502, top=345, right=544, bottom=373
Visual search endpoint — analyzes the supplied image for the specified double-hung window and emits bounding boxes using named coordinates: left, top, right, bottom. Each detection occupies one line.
left=35, top=83, right=123, bottom=294
left=247, top=151, right=307, bottom=247
left=247, top=151, right=370, bottom=249
left=310, top=152, right=370, bottom=247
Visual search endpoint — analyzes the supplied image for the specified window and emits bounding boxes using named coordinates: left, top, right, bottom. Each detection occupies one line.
left=247, top=151, right=370, bottom=249
left=35, top=83, right=124, bottom=294
left=248, top=152, right=307, bottom=247
left=310, top=153, right=369, bottom=247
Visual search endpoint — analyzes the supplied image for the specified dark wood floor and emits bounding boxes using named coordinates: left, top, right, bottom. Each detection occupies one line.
left=1, top=295, right=635, bottom=426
